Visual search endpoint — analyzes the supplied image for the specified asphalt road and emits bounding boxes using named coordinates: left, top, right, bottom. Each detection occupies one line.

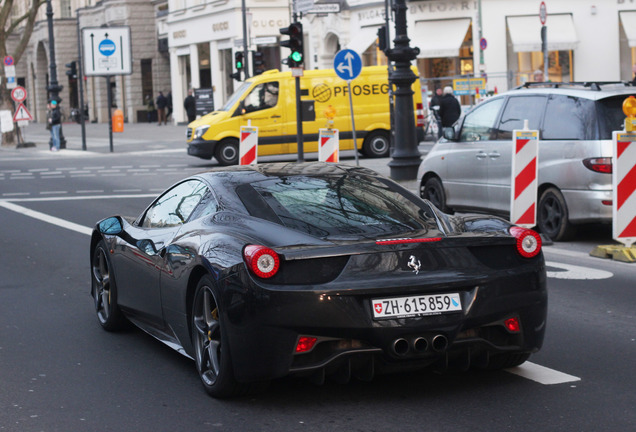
left=1, top=124, right=635, bottom=431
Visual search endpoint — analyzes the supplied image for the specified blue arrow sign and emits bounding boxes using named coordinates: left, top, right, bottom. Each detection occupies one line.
left=334, top=49, right=362, bottom=81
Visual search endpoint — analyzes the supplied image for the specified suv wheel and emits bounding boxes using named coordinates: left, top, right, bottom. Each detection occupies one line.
left=537, top=187, right=575, bottom=241
left=421, top=177, right=450, bottom=213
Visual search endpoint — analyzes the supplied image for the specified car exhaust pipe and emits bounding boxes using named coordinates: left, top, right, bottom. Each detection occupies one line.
left=412, top=337, right=428, bottom=353
left=432, top=334, right=448, bottom=352
left=392, top=338, right=409, bottom=356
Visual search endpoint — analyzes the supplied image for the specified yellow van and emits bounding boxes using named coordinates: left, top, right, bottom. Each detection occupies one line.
left=186, top=66, right=425, bottom=165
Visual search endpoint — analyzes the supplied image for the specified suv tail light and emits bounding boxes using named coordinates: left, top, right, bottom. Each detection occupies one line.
left=509, top=226, right=542, bottom=258
left=583, top=157, right=612, bottom=174
left=416, top=103, right=425, bottom=128
left=243, top=245, right=280, bottom=278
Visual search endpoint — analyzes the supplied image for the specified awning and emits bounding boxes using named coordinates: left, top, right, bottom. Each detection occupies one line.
left=345, top=26, right=379, bottom=55
left=620, top=11, right=636, bottom=47
left=411, top=18, right=471, bottom=58
left=507, top=14, right=578, bottom=52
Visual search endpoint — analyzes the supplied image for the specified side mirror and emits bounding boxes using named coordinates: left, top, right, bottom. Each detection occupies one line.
left=443, top=127, right=456, bottom=141
left=98, top=217, right=122, bottom=235
left=232, top=100, right=245, bottom=117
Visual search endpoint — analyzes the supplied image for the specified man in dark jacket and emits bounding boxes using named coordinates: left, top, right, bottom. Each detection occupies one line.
left=156, top=91, right=168, bottom=125
left=184, top=89, right=196, bottom=123
left=438, top=86, right=461, bottom=129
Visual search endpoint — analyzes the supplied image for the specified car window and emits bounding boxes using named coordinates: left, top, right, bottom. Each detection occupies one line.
left=542, top=94, right=597, bottom=140
left=141, top=180, right=210, bottom=228
left=459, top=98, right=504, bottom=142
left=243, top=82, right=279, bottom=113
left=597, top=95, right=636, bottom=139
left=495, top=96, right=546, bottom=140
left=242, top=175, right=437, bottom=238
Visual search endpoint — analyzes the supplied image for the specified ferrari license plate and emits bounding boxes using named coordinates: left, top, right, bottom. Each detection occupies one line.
left=371, top=293, right=462, bottom=319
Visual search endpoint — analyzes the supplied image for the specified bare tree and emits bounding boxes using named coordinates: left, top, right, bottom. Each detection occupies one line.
left=1, top=0, right=46, bottom=147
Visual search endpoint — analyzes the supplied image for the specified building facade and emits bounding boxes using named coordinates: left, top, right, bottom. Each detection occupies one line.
left=10, top=0, right=636, bottom=125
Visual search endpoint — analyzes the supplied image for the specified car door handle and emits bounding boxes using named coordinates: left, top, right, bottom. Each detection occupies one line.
left=488, top=152, right=500, bottom=159
left=475, top=151, right=487, bottom=159
left=270, top=115, right=281, bottom=119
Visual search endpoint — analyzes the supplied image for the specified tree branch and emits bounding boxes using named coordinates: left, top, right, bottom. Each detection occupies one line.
left=11, top=0, right=47, bottom=65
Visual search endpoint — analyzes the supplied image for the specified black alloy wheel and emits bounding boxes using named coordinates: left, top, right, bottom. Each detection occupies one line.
left=192, top=276, right=244, bottom=398
left=91, top=241, right=127, bottom=331
left=362, top=130, right=390, bottom=158
left=537, top=187, right=574, bottom=241
left=421, top=176, right=450, bottom=213
left=215, top=138, right=239, bottom=166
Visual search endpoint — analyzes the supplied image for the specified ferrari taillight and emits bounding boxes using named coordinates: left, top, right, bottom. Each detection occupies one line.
left=243, top=245, right=280, bottom=278
left=505, top=317, right=521, bottom=333
left=509, top=226, right=542, bottom=258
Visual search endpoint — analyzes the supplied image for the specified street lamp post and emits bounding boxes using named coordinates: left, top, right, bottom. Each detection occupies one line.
left=46, top=0, right=65, bottom=148
left=386, top=0, right=421, bottom=180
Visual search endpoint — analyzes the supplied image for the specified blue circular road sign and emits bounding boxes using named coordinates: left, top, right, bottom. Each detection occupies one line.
left=334, top=49, right=362, bottom=81
left=99, top=39, right=117, bottom=57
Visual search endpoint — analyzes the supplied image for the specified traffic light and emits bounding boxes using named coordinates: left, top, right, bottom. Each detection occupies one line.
left=230, top=52, right=243, bottom=81
left=65, top=61, right=77, bottom=79
left=280, top=22, right=304, bottom=67
left=252, top=51, right=265, bottom=75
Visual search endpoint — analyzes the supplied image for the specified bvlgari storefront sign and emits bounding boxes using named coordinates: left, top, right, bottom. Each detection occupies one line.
left=409, top=1, right=478, bottom=15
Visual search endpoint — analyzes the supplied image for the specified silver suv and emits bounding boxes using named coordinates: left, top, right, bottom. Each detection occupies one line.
left=418, top=82, right=636, bottom=241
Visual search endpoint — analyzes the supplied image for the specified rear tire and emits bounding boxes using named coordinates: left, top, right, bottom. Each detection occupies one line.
left=215, top=138, right=239, bottom=166
left=537, top=187, right=574, bottom=241
left=362, top=130, right=390, bottom=158
left=421, top=176, right=450, bottom=213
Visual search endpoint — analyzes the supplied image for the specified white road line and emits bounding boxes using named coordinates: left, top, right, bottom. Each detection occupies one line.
left=0, top=201, right=92, bottom=236
left=507, top=362, right=581, bottom=385
left=28, top=168, right=49, bottom=172
left=113, top=189, right=142, bottom=193
left=2, top=192, right=29, bottom=197
left=76, top=190, right=104, bottom=193
left=112, top=165, right=133, bottom=169
left=40, top=191, right=68, bottom=195
left=4, top=194, right=156, bottom=202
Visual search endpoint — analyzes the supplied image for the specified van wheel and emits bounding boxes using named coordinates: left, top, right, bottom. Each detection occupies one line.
left=537, top=187, right=575, bottom=241
left=362, top=130, right=390, bottom=158
left=421, top=177, right=450, bottom=213
left=215, top=139, right=239, bottom=166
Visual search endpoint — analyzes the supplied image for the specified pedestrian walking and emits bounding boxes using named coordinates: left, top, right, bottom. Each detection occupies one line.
left=438, top=86, right=461, bottom=129
left=48, top=100, right=62, bottom=152
left=429, top=86, right=443, bottom=137
left=145, top=95, right=155, bottom=123
left=156, top=91, right=168, bottom=125
left=184, top=89, right=197, bottom=123
left=166, top=91, right=173, bottom=121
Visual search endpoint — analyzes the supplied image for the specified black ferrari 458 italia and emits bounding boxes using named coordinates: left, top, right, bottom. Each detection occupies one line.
left=90, top=162, right=547, bottom=398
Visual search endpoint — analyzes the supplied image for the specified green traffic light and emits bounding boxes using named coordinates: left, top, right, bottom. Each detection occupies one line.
left=291, top=51, right=302, bottom=62
left=236, top=61, right=243, bottom=69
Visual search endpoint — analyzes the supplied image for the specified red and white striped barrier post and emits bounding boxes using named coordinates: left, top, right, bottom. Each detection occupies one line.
left=510, top=128, right=539, bottom=228
left=318, top=128, right=339, bottom=163
left=239, top=123, right=258, bottom=165
left=613, top=130, right=636, bottom=247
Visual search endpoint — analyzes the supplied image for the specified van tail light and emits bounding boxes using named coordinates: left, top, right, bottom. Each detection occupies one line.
left=243, top=245, right=280, bottom=278
left=582, top=157, right=612, bottom=174
left=509, top=226, right=542, bottom=258
left=416, top=102, right=425, bottom=128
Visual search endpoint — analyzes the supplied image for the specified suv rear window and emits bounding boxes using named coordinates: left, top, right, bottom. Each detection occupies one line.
left=542, top=95, right=597, bottom=140
left=597, top=95, right=636, bottom=139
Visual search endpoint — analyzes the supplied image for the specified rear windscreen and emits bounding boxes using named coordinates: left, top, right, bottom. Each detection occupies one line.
left=597, top=95, right=636, bottom=139
left=238, top=175, right=437, bottom=237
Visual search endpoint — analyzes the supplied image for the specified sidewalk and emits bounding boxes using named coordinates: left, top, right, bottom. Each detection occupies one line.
left=3, top=121, right=424, bottom=190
